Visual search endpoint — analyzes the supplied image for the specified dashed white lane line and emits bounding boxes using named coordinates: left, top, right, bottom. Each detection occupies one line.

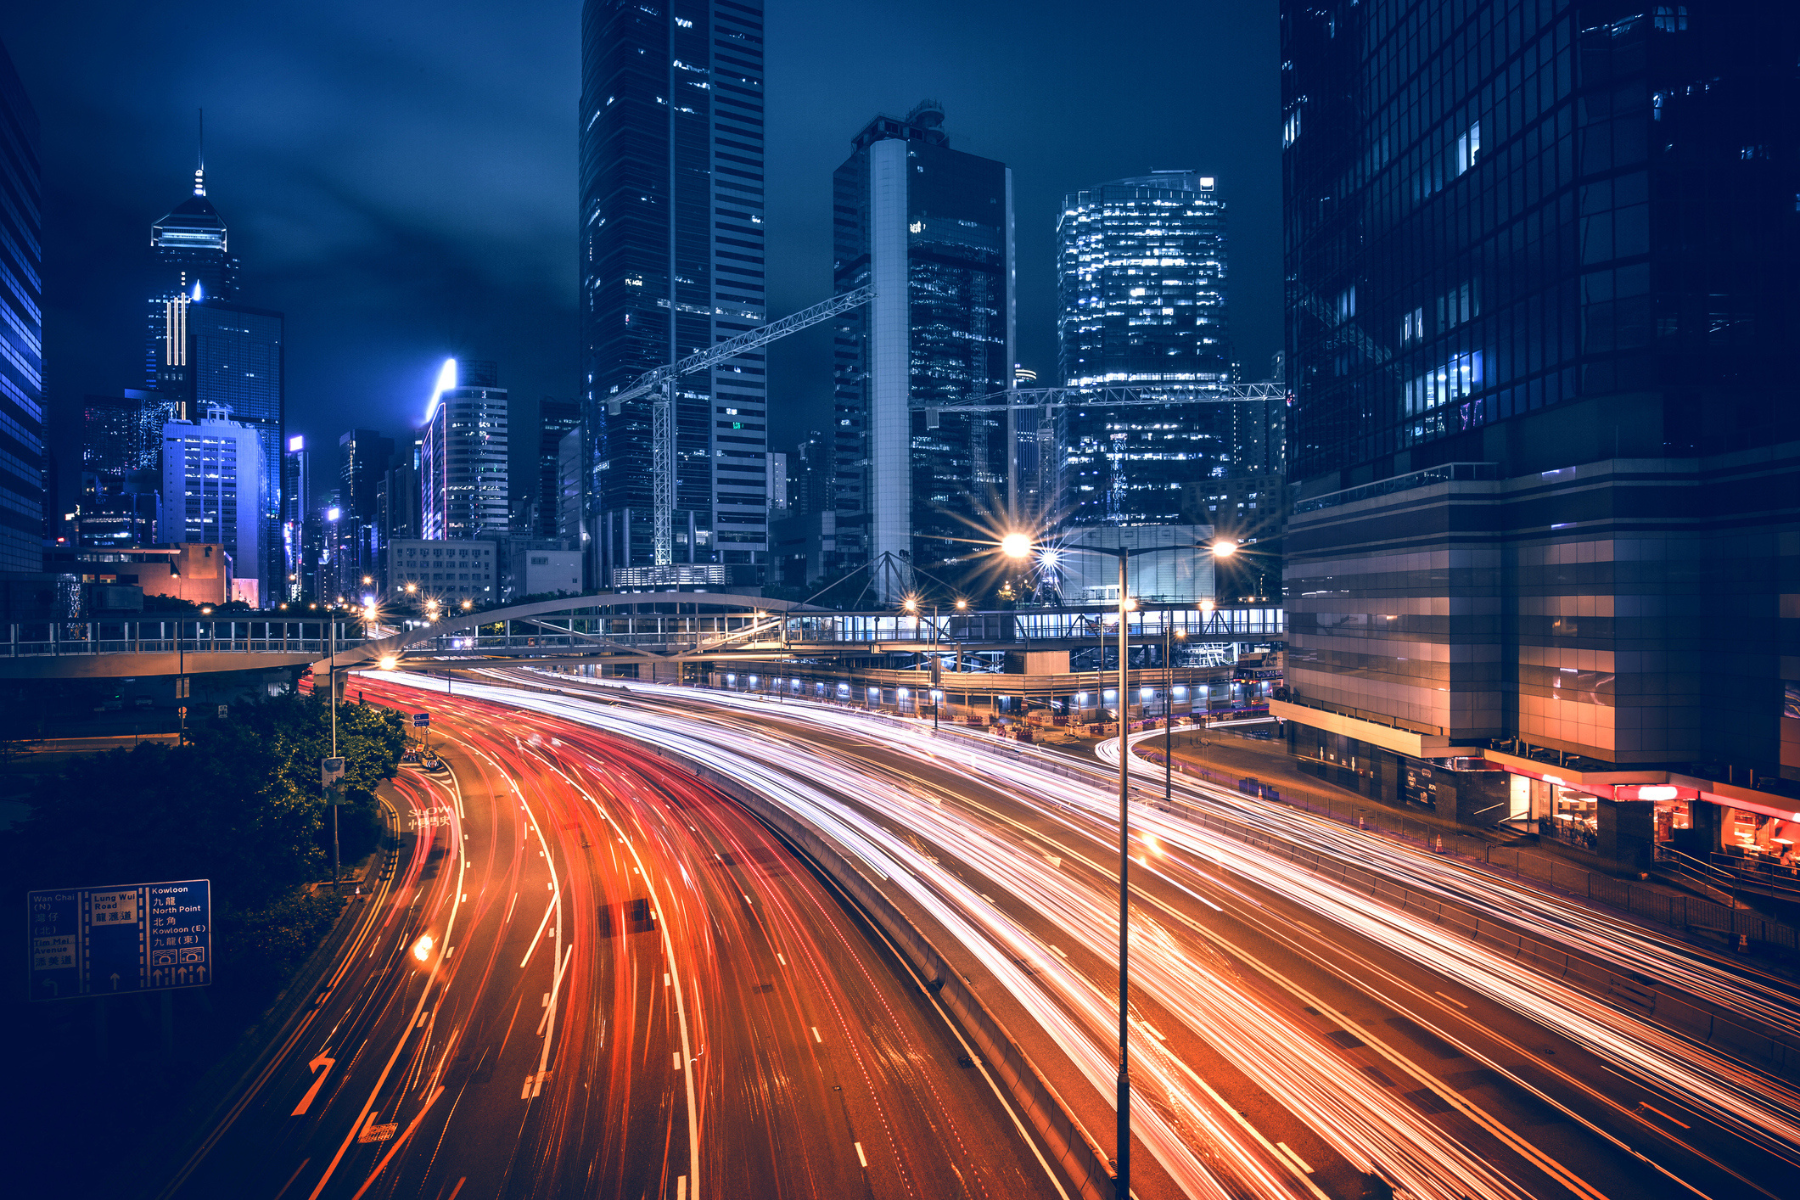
left=1434, top=990, right=1468, bottom=1009
left=811, top=1026, right=822, bottom=1043
left=1276, top=1142, right=1314, bottom=1174
left=776, top=953, right=786, bottom=966
left=854, top=1142, right=867, bottom=1168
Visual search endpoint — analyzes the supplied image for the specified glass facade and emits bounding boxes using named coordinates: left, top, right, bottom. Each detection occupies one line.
left=832, top=103, right=1014, bottom=584
left=159, top=410, right=263, bottom=603
left=184, top=300, right=284, bottom=599
left=423, top=381, right=510, bottom=542
left=580, top=0, right=768, bottom=581
left=1280, top=1, right=1800, bottom=827
left=1057, top=172, right=1233, bottom=526
left=0, top=41, right=42, bottom=572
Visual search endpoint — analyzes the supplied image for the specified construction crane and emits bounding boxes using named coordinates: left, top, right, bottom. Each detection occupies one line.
left=606, top=285, right=873, bottom=567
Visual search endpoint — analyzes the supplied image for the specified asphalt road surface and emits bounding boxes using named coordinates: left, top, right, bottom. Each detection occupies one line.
left=155, top=679, right=1066, bottom=1200
left=415, top=667, right=1800, bottom=1200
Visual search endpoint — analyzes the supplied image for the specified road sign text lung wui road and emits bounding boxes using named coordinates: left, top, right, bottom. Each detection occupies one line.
left=27, top=879, right=211, bottom=1001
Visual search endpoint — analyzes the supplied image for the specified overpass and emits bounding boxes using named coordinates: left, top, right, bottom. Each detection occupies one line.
left=0, top=594, right=1283, bottom=680
left=0, top=618, right=358, bottom=679
left=341, top=593, right=1282, bottom=672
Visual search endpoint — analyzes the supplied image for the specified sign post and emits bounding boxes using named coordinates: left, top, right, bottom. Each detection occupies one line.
left=321, top=757, right=347, bottom=886
left=412, top=711, right=430, bottom=755
left=28, top=879, right=211, bottom=1002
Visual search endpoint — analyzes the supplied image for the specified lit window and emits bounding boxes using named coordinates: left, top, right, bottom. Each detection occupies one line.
left=1456, top=121, right=1481, bottom=175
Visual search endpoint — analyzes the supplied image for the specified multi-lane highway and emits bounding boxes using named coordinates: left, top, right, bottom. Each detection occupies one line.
left=156, top=681, right=1066, bottom=1200
left=387, top=666, right=1800, bottom=1200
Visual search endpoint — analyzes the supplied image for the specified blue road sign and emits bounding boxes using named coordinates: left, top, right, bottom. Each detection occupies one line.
left=27, top=879, right=211, bottom=1001
left=412, top=712, right=430, bottom=728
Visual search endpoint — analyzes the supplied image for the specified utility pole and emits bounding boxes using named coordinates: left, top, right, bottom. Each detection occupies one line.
left=329, top=616, right=339, bottom=887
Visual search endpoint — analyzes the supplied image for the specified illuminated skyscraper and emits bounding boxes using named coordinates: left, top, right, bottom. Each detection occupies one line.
left=580, top=0, right=769, bottom=585
left=422, top=360, right=510, bottom=541
left=1057, top=171, right=1233, bottom=526
left=832, top=101, right=1015, bottom=591
left=0, top=38, right=43, bottom=571
left=1278, top=0, right=1800, bottom=862
left=143, top=134, right=282, bottom=601
left=160, top=407, right=262, bottom=604
left=282, top=435, right=310, bottom=601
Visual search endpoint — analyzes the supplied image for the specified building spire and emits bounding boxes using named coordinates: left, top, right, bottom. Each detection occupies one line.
left=194, top=109, right=205, bottom=197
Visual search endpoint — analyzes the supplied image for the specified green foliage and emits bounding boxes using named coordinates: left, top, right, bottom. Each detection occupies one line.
left=216, top=888, right=347, bottom=994
left=0, top=693, right=406, bottom=909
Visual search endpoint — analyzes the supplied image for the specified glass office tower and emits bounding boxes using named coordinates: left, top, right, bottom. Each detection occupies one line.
left=422, top=361, right=510, bottom=542
left=579, top=0, right=768, bottom=586
left=1057, top=171, right=1233, bottom=526
left=832, top=102, right=1014, bottom=594
left=1279, top=0, right=1800, bottom=864
left=0, top=39, right=43, bottom=571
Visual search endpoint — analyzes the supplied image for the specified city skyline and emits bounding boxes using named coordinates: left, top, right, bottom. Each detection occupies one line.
left=0, top=1, right=1280, bottom=534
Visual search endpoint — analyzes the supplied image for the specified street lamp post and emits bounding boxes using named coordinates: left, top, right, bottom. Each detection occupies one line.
left=1165, top=621, right=1185, bottom=807
left=1002, top=530, right=1233, bottom=1200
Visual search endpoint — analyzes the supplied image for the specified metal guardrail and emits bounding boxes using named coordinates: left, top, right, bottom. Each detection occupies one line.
left=3, top=620, right=361, bottom=658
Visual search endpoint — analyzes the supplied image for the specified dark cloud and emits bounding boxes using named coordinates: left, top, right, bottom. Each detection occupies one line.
left=3, top=0, right=1277, bottom=502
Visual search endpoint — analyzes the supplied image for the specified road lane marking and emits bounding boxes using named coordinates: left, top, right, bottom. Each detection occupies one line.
left=677, top=1178, right=686, bottom=1200
left=348, top=1086, right=442, bottom=1200
left=776, top=953, right=786, bottom=966
left=518, top=896, right=557, bottom=968
left=291, top=1055, right=336, bottom=1116
left=674, top=1052, right=682, bottom=1070
left=1638, top=1101, right=1691, bottom=1129
left=854, top=1142, right=867, bottom=1168
left=812, top=1026, right=822, bottom=1043
left=664, top=972, right=671, bottom=986
left=1276, top=1142, right=1314, bottom=1174
left=520, top=1075, right=532, bottom=1099
left=505, top=893, right=518, bottom=923
left=1433, top=990, right=1468, bottom=1009
left=1047, top=944, right=1067, bottom=959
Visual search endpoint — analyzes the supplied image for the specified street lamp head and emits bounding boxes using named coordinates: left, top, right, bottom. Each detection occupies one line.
left=1000, top=531, right=1033, bottom=560
left=1038, top=548, right=1062, bottom=571
left=378, top=655, right=398, bottom=671
left=955, top=598, right=968, bottom=610
left=902, top=595, right=919, bottom=614
left=1200, top=598, right=1215, bottom=613
left=461, top=599, right=472, bottom=610
left=1211, top=538, right=1239, bottom=558
left=200, top=606, right=212, bottom=615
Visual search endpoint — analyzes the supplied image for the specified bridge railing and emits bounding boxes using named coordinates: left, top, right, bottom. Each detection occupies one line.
left=3, top=620, right=364, bottom=657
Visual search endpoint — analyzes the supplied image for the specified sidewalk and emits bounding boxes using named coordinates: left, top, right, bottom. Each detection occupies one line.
left=1125, top=725, right=1799, bottom=960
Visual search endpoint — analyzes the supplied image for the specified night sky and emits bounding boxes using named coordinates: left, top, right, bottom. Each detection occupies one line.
left=2, top=0, right=1278, bottom=507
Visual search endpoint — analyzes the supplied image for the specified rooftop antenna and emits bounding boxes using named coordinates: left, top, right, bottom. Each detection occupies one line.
left=194, top=108, right=205, bottom=196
